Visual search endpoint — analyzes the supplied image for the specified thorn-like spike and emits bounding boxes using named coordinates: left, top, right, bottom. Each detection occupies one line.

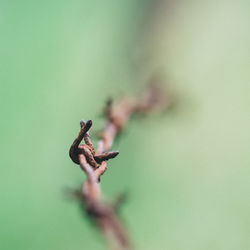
left=75, top=120, right=92, bottom=145
left=69, top=120, right=93, bottom=165
left=94, top=151, right=119, bottom=163
left=83, top=120, right=92, bottom=133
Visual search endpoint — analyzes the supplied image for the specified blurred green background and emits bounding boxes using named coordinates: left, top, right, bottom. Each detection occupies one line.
left=1, top=0, right=250, bottom=249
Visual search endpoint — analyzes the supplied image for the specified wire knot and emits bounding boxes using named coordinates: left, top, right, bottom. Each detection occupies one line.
left=69, top=120, right=119, bottom=168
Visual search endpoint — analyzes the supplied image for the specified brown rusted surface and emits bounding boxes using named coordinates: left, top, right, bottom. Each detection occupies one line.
left=69, top=83, right=173, bottom=250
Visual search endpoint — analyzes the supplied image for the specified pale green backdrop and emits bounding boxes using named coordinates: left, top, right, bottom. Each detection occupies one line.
left=1, top=1, right=250, bottom=250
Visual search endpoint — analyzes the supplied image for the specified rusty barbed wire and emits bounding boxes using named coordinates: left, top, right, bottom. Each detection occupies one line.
left=69, top=83, right=173, bottom=250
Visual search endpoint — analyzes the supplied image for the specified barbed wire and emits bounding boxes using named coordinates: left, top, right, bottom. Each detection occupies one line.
left=69, top=83, right=173, bottom=250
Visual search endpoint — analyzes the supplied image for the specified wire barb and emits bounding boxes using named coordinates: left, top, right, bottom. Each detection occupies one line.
left=94, top=151, right=119, bottom=163
left=69, top=120, right=92, bottom=164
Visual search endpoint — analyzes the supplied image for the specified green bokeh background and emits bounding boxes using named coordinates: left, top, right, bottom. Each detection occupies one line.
left=1, top=1, right=250, bottom=249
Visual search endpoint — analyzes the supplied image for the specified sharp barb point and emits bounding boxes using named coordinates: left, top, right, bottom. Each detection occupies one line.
left=94, top=151, right=120, bottom=163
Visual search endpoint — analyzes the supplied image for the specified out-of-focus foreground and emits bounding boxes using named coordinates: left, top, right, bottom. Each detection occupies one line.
left=1, top=1, right=250, bottom=250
